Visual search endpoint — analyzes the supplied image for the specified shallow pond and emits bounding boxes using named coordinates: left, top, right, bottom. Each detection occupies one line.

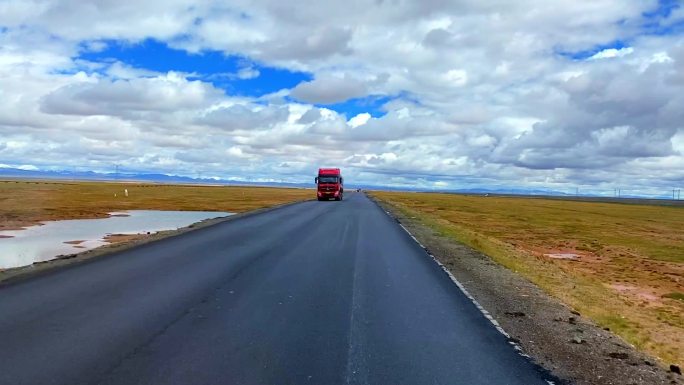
left=0, top=210, right=232, bottom=269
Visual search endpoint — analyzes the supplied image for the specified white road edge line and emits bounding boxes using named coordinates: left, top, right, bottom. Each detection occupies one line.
left=385, top=210, right=557, bottom=385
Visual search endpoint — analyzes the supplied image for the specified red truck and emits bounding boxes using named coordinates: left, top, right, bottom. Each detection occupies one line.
left=315, top=168, right=344, bottom=201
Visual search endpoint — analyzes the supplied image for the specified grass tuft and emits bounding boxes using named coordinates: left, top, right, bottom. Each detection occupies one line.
left=663, top=292, right=684, bottom=302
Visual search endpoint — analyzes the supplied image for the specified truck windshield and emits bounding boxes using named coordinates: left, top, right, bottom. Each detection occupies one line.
left=318, top=176, right=339, bottom=183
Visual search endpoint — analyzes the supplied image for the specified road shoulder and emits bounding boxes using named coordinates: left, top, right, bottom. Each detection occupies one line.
left=371, top=195, right=682, bottom=385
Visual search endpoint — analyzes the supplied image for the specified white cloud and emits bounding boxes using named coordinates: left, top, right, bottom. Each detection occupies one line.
left=589, top=47, right=634, bottom=60
left=197, top=104, right=290, bottom=131
left=0, top=163, right=38, bottom=171
left=0, top=0, right=683, bottom=193
left=290, top=75, right=369, bottom=104
left=41, top=72, right=223, bottom=117
left=236, top=66, right=260, bottom=80
left=348, top=113, right=371, bottom=128
left=443, top=69, right=468, bottom=86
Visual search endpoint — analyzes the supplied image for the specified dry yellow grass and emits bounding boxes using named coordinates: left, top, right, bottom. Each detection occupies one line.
left=372, top=191, right=684, bottom=366
left=0, top=179, right=312, bottom=230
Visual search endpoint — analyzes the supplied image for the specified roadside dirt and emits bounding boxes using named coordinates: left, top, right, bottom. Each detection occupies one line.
left=103, top=233, right=150, bottom=244
left=0, top=218, right=224, bottom=284
left=373, top=197, right=682, bottom=385
left=0, top=200, right=305, bottom=285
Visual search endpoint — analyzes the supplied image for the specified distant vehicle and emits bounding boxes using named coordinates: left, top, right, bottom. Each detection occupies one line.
left=315, top=168, right=343, bottom=201
left=356, top=188, right=361, bottom=192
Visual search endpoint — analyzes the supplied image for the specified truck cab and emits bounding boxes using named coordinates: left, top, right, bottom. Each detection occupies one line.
left=315, top=168, right=343, bottom=201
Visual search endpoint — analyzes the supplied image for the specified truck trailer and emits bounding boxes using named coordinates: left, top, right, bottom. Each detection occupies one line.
left=315, top=168, right=344, bottom=201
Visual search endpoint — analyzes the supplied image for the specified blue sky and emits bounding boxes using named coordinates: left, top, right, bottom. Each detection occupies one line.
left=558, top=0, right=682, bottom=60
left=643, top=0, right=681, bottom=24
left=0, top=0, right=683, bottom=195
left=80, top=39, right=311, bottom=97
left=557, top=40, right=631, bottom=61
left=78, top=39, right=390, bottom=118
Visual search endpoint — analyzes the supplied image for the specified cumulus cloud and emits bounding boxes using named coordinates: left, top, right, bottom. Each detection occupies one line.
left=296, top=107, right=322, bottom=124
left=589, top=47, right=634, bottom=60
left=260, top=26, right=353, bottom=61
left=236, top=66, right=260, bottom=80
left=41, top=73, right=223, bottom=117
left=0, top=0, right=683, bottom=193
left=198, top=104, right=290, bottom=131
left=290, top=75, right=369, bottom=104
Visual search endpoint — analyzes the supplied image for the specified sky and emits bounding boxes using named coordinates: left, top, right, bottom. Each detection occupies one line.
left=0, top=0, right=683, bottom=195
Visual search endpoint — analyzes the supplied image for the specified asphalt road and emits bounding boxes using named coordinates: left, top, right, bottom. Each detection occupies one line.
left=0, top=192, right=552, bottom=385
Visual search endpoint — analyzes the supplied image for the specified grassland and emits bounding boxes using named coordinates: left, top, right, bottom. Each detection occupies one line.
left=0, top=179, right=312, bottom=231
left=372, top=191, right=684, bottom=366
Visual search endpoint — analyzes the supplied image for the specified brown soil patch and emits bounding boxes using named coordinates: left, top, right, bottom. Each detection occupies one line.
left=610, top=283, right=662, bottom=304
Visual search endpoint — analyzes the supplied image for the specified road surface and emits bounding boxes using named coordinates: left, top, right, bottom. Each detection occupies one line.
left=0, top=193, right=552, bottom=385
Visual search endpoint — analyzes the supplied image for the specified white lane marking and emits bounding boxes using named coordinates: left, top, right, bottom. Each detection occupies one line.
left=383, top=208, right=556, bottom=385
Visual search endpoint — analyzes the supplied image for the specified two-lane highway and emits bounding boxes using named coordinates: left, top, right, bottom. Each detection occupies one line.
left=0, top=193, right=552, bottom=385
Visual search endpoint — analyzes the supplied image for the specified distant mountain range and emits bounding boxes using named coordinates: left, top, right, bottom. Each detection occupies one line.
left=0, top=167, right=565, bottom=194
left=0, top=166, right=677, bottom=200
left=0, top=167, right=311, bottom=188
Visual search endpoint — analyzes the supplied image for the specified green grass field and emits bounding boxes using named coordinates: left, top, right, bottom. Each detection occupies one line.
left=0, top=180, right=312, bottom=231
left=372, top=191, right=684, bottom=365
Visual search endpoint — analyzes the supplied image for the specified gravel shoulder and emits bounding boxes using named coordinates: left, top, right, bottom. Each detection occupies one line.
left=372, top=196, right=682, bottom=385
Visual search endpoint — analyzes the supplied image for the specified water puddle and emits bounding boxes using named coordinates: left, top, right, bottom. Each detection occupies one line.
left=0, top=210, right=232, bottom=269
left=543, top=253, right=580, bottom=261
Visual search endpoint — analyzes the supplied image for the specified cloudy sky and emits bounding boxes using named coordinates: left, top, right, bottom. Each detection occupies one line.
left=1, top=0, right=683, bottom=194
